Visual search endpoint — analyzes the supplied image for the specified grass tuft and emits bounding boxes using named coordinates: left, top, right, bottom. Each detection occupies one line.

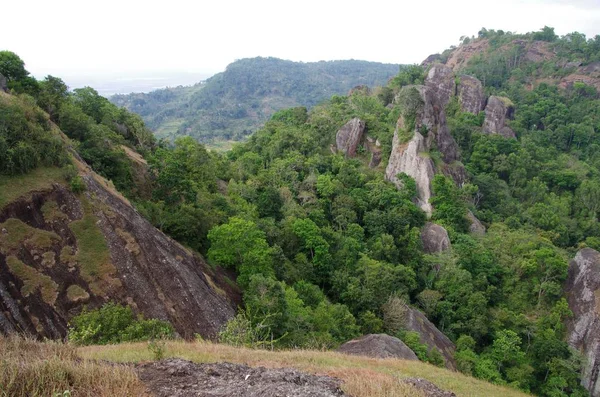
left=0, top=167, right=65, bottom=209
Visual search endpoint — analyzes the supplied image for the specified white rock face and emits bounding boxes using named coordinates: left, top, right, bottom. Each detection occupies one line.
left=385, top=130, right=435, bottom=216
left=566, top=248, right=600, bottom=396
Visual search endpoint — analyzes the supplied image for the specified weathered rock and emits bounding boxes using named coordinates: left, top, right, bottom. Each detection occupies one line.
left=421, top=54, right=443, bottom=68
left=457, top=75, right=485, bottom=114
left=425, top=64, right=455, bottom=110
left=467, top=210, right=486, bottom=234
left=0, top=162, right=238, bottom=340
left=403, top=378, right=456, bottom=397
left=421, top=223, right=451, bottom=254
left=337, top=333, right=419, bottom=361
left=138, top=359, right=346, bottom=397
left=336, top=118, right=365, bottom=157
left=366, top=136, right=382, bottom=168
left=385, top=129, right=435, bottom=216
left=483, top=96, right=516, bottom=138
left=566, top=248, right=600, bottom=396
left=0, top=74, right=7, bottom=93
left=404, top=306, right=457, bottom=370
left=348, top=85, right=370, bottom=96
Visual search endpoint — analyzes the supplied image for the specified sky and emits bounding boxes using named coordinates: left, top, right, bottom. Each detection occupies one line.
left=3, top=0, right=600, bottom=92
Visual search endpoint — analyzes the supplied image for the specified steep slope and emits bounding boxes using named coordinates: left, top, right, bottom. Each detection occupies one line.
left=111, top=57, right=400, bottom=145
left=0, top=94, right=238, bottom=340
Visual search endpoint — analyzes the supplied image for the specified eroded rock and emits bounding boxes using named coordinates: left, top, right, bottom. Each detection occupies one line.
left=404, top=306, right=457, bottom=370
left=337, top=333, right=419, bottom=360
left=366, top=136, right=382, bottom=168
left=421, top=223, right=451, bottom=254
left=457, top=75, right=485, bottom=114
left=566, top=248, right=600, bottom=396
left=336, top=118, right=365, bottom=157
left=0, top=74, right=7, bottom=93
left=483, top=96, right=516, bottom=138
left=425, top=64, right=455, bottom=110
left=385, top=130, right=435, bottom=216
left=467, top=210, right=486, bottom=234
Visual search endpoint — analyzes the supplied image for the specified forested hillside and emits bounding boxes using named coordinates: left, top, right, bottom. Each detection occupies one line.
left=110, top=57, right=400, bottom=146
left=3, top=26, right=600, bottom=397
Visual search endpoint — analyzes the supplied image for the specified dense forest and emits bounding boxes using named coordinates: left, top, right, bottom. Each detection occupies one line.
left=110, top=57, right=400, bottom=146
left=3, top=25, right=600, bottom=396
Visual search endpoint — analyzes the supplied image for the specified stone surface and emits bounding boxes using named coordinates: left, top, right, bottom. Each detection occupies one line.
left=335, top=118, right=365, bottom=158
left=425, top=64, right=455, bottom=110
left=404, top=306, right=457, bottom=370
left=421, top=223, right=451, bottom=254
left=421, top=54, right=443, bottom=68
left=403, top=378, right=456, bottom=397
left=467, top=210, right=486, bottom=234
left=483, top=96, right=516, bottom=138
left=338, top=333, right=419, bottom=361
left=366, top=136, right=382, bottom=168
left=457, top=75, right=485, bottom=114
left=566, top=248, right=600, bottom=396
left=385, top=129, right=435, bottom=215
left=137, top=359, right=346, bottom=397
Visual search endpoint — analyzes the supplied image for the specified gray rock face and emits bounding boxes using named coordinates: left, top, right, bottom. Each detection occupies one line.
left=457, top=75, right=485, bottom=114
left=366, top=136, right=382, bottom=168
left=425, top=64, right=455, bottom=109
left=421, top=223, right=451, bottom=254
left=337, top=333, right=419, bottom=361
left=566, top=248, right=600, bottom=396
left=0, top=73, right=7, bottom=93
left=404, top=306, right=457, bottom=370
left=385, top=129, right=435, bottom=215
left=467, top=211, right=486, bottom=234
left=336, top=118, right=365, bottom=157
left=483, top=96, right=516, bottom=138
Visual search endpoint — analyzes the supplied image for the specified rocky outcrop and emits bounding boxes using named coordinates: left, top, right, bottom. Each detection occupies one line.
left=421, top=223, right=451, bottom=254
left=337, top=333, right=419, bottom=361
left=404, top=306, right=457, bottom=370
left=336, top=118, right=365, bottom=158
left=467, top=210, right=486, bottom=234
left=0, top=161, right=238, bottom=340
left=0, top=74, right=7, bottom=93
left=457, top=75, right=485, bottom=114
left=566, top=248, right=600, bottom=396
left=483, top=96, right=516, bottom=138
left=385, top=129, right=435, bottom=215
left=421, top=54, right=443, bottom=68
left=366, top=136, right=382, bottom=168
left=425, top=64, right=455, bottom=109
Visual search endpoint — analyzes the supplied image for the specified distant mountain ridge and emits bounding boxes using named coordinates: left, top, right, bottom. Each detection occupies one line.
left=110, top=57, right=400, bottom=145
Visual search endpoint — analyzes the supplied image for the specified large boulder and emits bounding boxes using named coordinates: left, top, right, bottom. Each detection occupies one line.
left=336, top=118, right=365, bottom=157
left=566, top=248, right=600, bottom=396
left=421, top=223, right=451, bottom=254
left=483, top=96, right=516, bottom=138
left=404, top=306, right=457, bottom=370
left=385, top=129, right=435, bottom=216
left=457, top=75, right=485, bottom=114
left=0, top=73, right=7, bottom=93
left=425, top=64, right=455, bottom=109
left=337, top=333, right=419, bottom=361
left=467, top=210, right=486, bottom=234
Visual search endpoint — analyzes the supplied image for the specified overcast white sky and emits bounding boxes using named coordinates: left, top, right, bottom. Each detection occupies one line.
left=3, top=0, right=600, bottom=83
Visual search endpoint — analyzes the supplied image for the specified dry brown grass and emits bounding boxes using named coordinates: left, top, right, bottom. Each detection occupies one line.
left=79, top=341, right=531, bottom=397
left=0, top=336, right=146, bottom=397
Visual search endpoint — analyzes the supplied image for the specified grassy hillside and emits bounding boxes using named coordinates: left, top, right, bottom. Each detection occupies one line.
left=110, top=57, right=400, bottom=145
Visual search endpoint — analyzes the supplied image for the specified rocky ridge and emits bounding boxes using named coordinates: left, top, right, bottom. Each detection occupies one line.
left=337, top=333, right=419, bottom=360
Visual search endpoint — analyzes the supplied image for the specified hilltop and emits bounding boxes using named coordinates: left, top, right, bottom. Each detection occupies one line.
left=110, top=57, right=400, bottom=147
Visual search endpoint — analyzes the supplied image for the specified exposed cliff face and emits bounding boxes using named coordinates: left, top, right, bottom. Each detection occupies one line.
left=404, top=305, right=456, bottom=370
left=337, top=333, right=419, bottom=360
left=483, top=96, right=516, bottom=138
left=457, top=75, right=486, bottom=114
left=467, top=210, right=486, bottom=235
left=421, top=223, right=451, bottom=254
left=0, top=161, right=238, bottom=340
left=0, top=74, right=6, bottom=93
left=385, top=129, right=435, bottom=215
left=566, top=248, right=600, bottom=396
left=425, top=64, right=455, bottom=110
left=335, top=118, right=366, bottom=158
left=366, top=136, right=382, bottom=168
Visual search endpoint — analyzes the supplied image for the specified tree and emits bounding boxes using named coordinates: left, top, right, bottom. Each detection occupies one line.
left=0, top=51, right=28, bottom=81
left=208, top=217, right=274, bottom=288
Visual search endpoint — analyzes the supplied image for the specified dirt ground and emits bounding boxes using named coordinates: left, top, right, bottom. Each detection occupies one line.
left=137, top=358, right=457, bottom=397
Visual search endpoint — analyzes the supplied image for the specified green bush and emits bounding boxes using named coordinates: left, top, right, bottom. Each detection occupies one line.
left=68, top=303, right=173, bottom=345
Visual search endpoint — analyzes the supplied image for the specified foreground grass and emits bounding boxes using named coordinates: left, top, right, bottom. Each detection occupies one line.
left=79, top=340, right=531, bottom=397
left=0, top=336, right=145, bottom=397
